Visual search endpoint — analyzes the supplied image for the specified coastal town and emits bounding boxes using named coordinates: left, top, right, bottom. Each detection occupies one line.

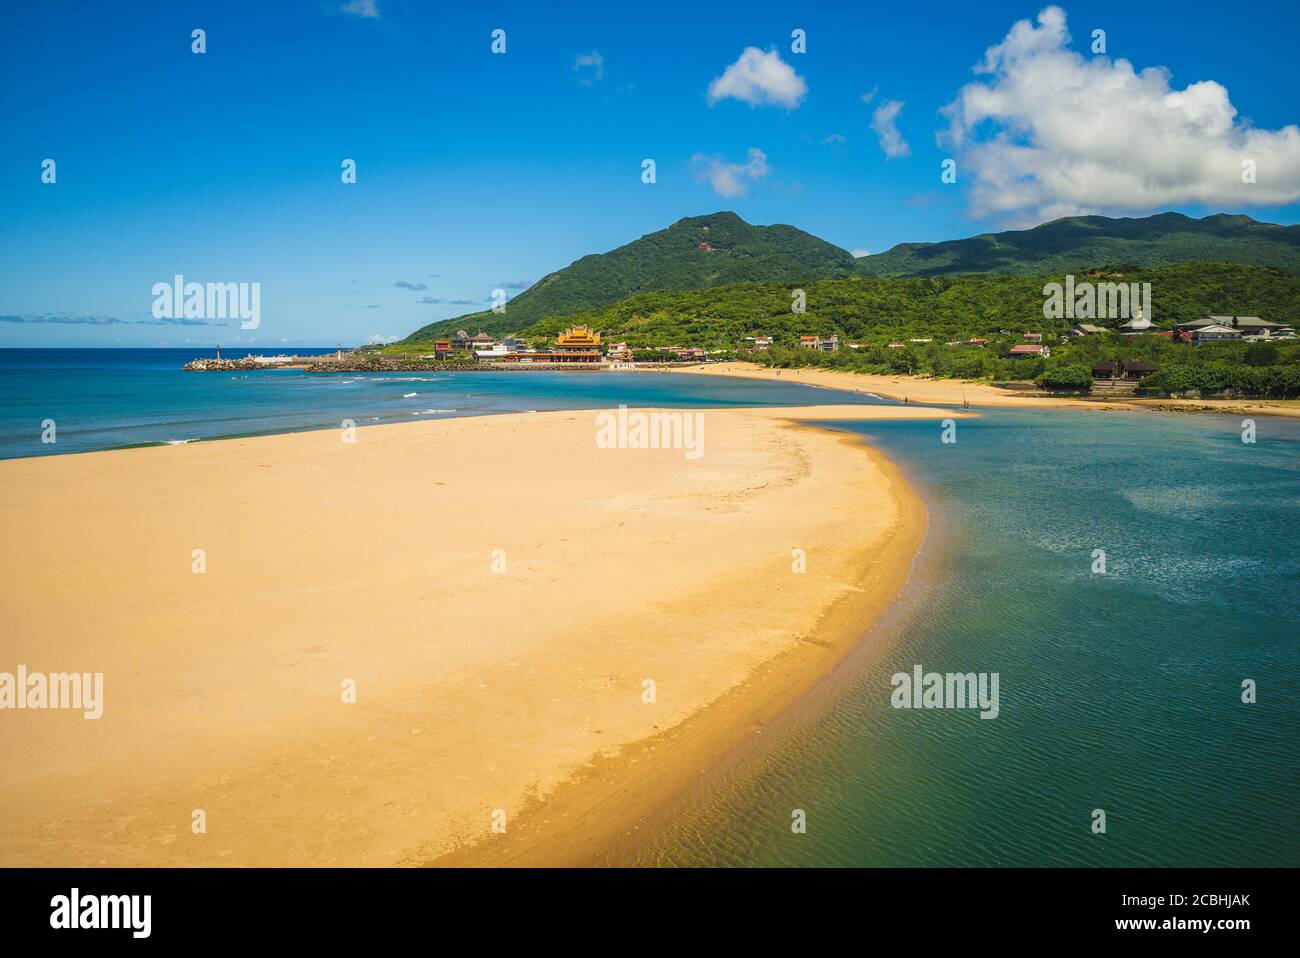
left=181, top=311, right=1295, bottom=397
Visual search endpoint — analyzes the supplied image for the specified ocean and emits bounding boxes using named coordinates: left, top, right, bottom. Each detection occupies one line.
left=4, top=350, right=1296, bottom=867
left=0, top=348, right=885, bottom=460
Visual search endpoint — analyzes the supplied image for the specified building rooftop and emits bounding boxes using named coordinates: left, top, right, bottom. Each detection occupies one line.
left=556, top=325, right=601, bottom=348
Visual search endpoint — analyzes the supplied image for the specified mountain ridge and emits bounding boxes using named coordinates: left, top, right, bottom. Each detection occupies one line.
left=398, top=210, right=1300, bottom=345
left=400, top=211, right=856, bottom=342
left=854, top=211, right=1300, bottom=278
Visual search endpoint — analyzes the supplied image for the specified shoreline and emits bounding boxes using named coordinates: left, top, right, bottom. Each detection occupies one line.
left=432, top=422, right=929, bottom=867
left=673, top=361, right=1300, bottom=419
left=0, top=402, right=958, bottom=867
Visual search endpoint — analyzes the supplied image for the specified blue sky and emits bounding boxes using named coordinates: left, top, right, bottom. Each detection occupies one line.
left=2, top=0, right=1298, bottom=347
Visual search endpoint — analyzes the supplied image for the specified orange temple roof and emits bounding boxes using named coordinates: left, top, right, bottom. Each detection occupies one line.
left=555, top=325, right=601, bottom=348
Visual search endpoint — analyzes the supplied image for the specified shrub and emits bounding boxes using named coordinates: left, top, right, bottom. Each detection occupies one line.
left=1036, top=364, right=1094, bottom=391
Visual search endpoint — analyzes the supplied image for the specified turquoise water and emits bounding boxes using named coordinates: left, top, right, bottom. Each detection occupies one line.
left=628, top=409, right=1300, bottom=866
left=4, top=351, right=1295, bottom=866
left=0, top=349, right=884, bottom=459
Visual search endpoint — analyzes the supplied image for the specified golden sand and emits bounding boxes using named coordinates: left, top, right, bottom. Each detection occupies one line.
left=0, top=404, right=957, bottom=866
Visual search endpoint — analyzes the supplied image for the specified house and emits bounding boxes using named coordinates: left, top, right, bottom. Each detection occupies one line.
left=1118, top=308, right=1157, bottom=335
left=1022, top=332, right=1043, bottom=343
left=1204, top=314, right=1282, bottom=333
left=820, top=334, right=840, bottom=352
left=1008, top=344, right=1051, bottom=358
left=605, top=341, right=632, bottom=361
left=799, top=335, right=820, bottom=350
left=1123, top=361, right=1158, bottom=379
left=433, top=339, right=455, bottom=359
left=1176, top=314, right=1285, bottom=338
left=1067, top=324, right=1106, bottom=337
left=751, top=335, right=773, bottom=350
left=669, top=346, right=706, bottom=361
left=1091, top=360, right=1157, bottom=394
left=1191, top=323, right=1243, bottom=345
left=454, top=330, right=497, bottom=352
left=966, top=338, right=989, bottom=347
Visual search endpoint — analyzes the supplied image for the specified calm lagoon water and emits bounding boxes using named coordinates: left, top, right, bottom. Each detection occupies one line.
left=629, top=409, right=1300, bottom=867
left=4, top=350, right=1295, bottom=866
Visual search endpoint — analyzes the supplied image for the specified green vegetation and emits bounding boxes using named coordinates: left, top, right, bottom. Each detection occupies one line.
left=397, top=211, right=1300, bottom=349
left=1138, top=361, right=1300, bottom=398
left=506, top=262, right=1298, bottom=347
left=855, top=212, right=1300, bottom=278
left=755, top=325, right=1300, bottom=398
left=398, top=211, right=856, bottom=343
left=1036, top=364, right=1093, bottom=391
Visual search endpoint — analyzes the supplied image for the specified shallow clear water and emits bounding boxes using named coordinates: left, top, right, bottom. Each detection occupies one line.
left=0, top=349, right=884, bottom=459
left=628, top=409, right=1300, bottom=866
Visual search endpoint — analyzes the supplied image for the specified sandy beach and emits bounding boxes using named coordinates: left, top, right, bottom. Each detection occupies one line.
left=0, top=403, right=957, bottom=867
left=678, top=362, right=1300, bottom=419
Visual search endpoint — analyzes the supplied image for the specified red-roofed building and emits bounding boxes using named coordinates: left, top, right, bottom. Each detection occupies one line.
left=1008, top=344, right=1050, bottom=358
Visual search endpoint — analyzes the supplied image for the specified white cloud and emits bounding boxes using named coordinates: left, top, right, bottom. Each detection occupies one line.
left=851, top=249, right=871, bottom=258
left=708, top=48, right=807, bottom=109
left=691, top=148, right=771, bottom=197
left=339, top=0, right=379, bottom=18
left=860, top=86, right=879, bottom=105
left=366, top=333, right=398, bottom=345
left=574, top=51, right=605, bottom=85
left=940, top=5, right=1300, bottom=221
left=870, top=100, right=911, bottom=159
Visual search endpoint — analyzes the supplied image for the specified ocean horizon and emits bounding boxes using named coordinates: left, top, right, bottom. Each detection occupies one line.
left=0, top=347, right=887, bottom=460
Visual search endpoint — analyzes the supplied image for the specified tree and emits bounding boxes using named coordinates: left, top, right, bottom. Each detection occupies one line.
left=1244, top=342, right=1280, bottom=366
left=1035, top=364, right=1093, bottom=392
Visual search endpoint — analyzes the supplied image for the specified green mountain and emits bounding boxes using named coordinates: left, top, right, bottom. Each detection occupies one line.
left=399, top=211, right=858, bottom=343
left=854, top=212, right=1300, bottom=278
left=395, top=210, right=1300, bottom=347
left=516, top=263, right=1300, bottom=348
